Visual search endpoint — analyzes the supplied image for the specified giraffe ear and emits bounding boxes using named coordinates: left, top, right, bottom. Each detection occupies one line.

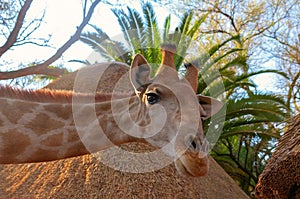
left=197, top=95, right=223, bottom=120
left=130, top=54, right=152, bottom=93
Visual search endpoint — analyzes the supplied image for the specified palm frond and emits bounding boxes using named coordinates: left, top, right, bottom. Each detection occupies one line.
left=112, top=8, right=136, bottom=53
left=142, top=2, right=161, bottom=64
left=80, top=26, right=131, bottom=63
left=220, top=55, right=247, bottom=71
left=126, top=7, right=145, bottom=53
left=221, top=126, right=281, bottom=139
left=163, top=14, right=171, bottom=43
left=80, top=32, right=113, bottom=61
left=221, top=118, right=281, bottom=138
left=201, top=48, right=244, bottom=74
left=225, top=94, right=288, bottom=122
left=178, top=12, right=193, bottom=36
left=234, top=69, right=288, bottom=83
left=68, top=59, right=92, bottom=65
left=208, top=34, right=241, bottom=56
left=175, top=13, right=206, bottom=68
left=187, top=14, right=207, bottom=38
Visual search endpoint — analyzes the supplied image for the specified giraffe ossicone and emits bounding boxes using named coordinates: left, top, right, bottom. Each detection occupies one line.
left=0, top=45, right=223, bottom=177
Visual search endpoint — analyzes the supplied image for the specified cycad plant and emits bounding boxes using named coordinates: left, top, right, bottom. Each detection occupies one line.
left=80, top=2, right=205, bottom=73
left=197, top=34, right=289, bottom=195
left=79, top=2, right=289, bottom=197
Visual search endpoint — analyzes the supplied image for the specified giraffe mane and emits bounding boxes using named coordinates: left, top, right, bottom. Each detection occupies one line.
left=0, top=85, right=132, bottom=103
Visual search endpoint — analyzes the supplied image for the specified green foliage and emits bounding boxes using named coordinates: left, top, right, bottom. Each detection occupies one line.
left=197, top=34, right=290, bottom=195
left=80, top=2, right=206, bottom=73
left=81, top=24, right=131, bottom=64
left=80, top=2, right=290, bottom=196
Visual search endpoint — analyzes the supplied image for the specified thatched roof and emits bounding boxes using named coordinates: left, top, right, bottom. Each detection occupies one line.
left=0, top=143, right=249, bottom=198
left=255, top=114, right=300, bottom=199
left=45, top=62, right=132, bottom=94
left=0, top=62, right=249, bottom=198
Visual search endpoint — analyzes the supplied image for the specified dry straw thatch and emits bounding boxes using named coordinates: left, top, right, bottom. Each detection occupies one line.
left=0, top=62, right=249, bottom=198
left=0, top=144, right=249, bottom=198
left=255, top=114, right=300, bottom=199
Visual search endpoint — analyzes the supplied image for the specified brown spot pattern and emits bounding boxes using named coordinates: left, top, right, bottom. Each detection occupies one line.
left=41, top=133, right=63, bottom=147
left=1, top=130, right=30, bottom=163
left=0, top=100, right=35, bottom=123
left=28, top=148, right=60, bottom=163
left=44, top=104, right=72, bottom=120
left=25, top=113, right=65, bottom=136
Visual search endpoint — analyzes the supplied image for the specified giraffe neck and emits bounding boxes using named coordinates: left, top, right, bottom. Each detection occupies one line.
left=0, top=86, right=144, bottom=164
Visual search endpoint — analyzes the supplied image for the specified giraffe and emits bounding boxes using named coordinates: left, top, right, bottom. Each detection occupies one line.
left=0, top=45, right=222, bottom=177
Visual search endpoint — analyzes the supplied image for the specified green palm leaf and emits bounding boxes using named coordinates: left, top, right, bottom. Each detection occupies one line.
left=142, top=2, right=161, bottom=64
left=208, top=34, right=241, bottom=56
left=80, top=25, right=131, bottom=63
left=225, top=94, right=288, bottom=121
left=77, top=4, right=291, bottom=195
left=112, top=8, right=136, bottom=53
left=174, top=12, right=206, bottom=68
left=163, top=14, right=171, bottom=43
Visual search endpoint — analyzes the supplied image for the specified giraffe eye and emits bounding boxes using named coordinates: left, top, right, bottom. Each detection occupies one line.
left=146, top=93, right=160, bottom=105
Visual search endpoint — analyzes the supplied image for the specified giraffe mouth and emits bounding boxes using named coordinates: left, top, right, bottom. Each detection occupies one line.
left=174, top=154, right=209, bottom=177
left=175, top=158, right=196, bottom=177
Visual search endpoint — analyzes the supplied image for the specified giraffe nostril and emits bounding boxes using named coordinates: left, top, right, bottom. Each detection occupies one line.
left=191, top=140, right=197, bottom=150
left=185, top=135, right=199, bottom=152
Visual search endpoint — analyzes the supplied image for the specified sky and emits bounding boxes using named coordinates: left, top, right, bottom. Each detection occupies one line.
left=1, top=0, right=277, bottom=91
left=2, top=0, right=178, bottom=71
left=2, top=1, right=121, bottom=70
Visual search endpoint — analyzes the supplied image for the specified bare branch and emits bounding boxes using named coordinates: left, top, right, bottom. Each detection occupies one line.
left=199, top=29, right=231, bottom=35
left=0, top=0, right=33, bottom=56
left=198, top=6, right=238, bottom=33
left=287, top=70, right=300, bottom=109
left=16, top=9, right=46, bottom=44
left=13, top=38, right=52, bottom=47
left=213, top=6, right=238, bottom=33
left=0, top=0, right=102, bottom=80
left=41, top=0, right=101, bottom=67
left=83, top=0, right=88, bottom=19
left=0, top=65, right=67, bottom=79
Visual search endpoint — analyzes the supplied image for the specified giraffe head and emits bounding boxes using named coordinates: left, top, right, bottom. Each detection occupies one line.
left=127, top=45, right=223, bottom=177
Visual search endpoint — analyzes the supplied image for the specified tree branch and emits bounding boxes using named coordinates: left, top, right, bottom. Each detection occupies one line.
left=0, top=0, right=33, bottom=56
left=287, top=70, right=300, bottom=109
left=214, top=7, right=238, bottom=33
left=198, top=6, right=238, bottom=33
left=0, top=0, right=102, bottom=80
left=0, top=66, right=67, bottom=79
left=199, top=29, right=231, bottom=35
